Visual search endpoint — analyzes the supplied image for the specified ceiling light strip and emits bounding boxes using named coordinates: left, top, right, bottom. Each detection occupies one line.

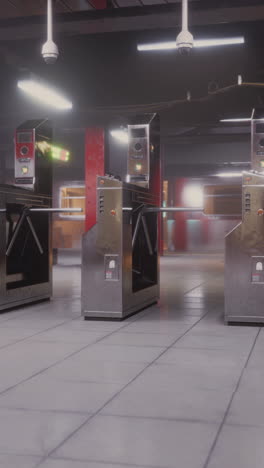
left=17, top=80, right=72, bottom=110
left=137, top=37, right=245, bottom=52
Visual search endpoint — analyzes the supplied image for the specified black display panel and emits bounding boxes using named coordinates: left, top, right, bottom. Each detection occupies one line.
left=131, top=128, right=146, bottom=138
left=256, top=123, right=264, bottom=134
left=17, top=132, right=33, bottom=143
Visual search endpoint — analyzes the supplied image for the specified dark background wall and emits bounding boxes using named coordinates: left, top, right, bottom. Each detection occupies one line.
left=0, top=16, right=263, bottom=249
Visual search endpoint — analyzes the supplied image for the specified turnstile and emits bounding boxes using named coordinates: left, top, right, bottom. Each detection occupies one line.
left=0, top=119, right=81, bottom=312
left=225, top=172, right=264, bottom=323
left=225, top=108, right=264, bottom=324
left=82, top=176, right=160, bottom=319
left=0, top=185, right=52, bottom=310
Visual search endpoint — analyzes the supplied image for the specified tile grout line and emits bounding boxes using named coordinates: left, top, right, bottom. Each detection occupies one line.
left=35, top=308, right=211, bottom=467
left=0, top=302, right=167, bottom=399
left=202, top=326, right=262, bottom=468
left=0, top=276, right=202, bottom=395
left=0, top=316, right=81, bottom=352
left=45, top=453, right=172, bottom=468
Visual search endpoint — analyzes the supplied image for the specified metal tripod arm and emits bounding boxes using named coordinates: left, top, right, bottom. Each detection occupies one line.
left=26, top=215, right=44, bottom=255
left=6, top=210, right=28, bottom=257
left=132, top=209, right=154, bottom=256
left=6, top=209, right=44, bottom=257
left=6, top=208, right=83, bottom=257
left=141, top=214, right=154, bottom=256
left=132, top=211, right=143, bottom=249
left=144, top=207, right=203, bottom=213
left=29, top=208, right=83, bottom=213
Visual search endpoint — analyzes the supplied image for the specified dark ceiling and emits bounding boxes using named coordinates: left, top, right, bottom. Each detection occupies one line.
left=0, top=0, right=264, bottom=39
left=0, top=0, right=264, bottom=145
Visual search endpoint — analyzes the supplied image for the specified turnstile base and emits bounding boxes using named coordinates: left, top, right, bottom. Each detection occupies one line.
left=83, top=299, right=158, bottom=321
left=226, top=315, right=264, bottom=325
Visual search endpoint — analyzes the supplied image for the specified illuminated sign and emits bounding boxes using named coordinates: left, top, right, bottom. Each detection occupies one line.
left=36, top=141, right=70, bottom=162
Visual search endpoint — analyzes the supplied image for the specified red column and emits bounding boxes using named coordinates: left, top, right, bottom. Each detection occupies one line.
left=201, top=214, right=209, bottom=245
left=151, top=143, right=162, bottom=255
left=89, top=0, right=107, bottom=8
left=173, top=178, right=187, bottom=251
left=85, top=128, right=105, bottom=232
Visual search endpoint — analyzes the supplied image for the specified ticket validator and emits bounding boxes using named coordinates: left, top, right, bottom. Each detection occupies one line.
left=225, top=108, right=264, bottom=324
left=82, top=114, right=161, bottom=319
left=0, top=119, right=53, bottom=311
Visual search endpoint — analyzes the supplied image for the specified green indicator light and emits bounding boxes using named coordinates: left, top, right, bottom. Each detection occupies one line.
left=36, top=141, right=70, bottom=162
left=50, top=145, right=70, bottom=162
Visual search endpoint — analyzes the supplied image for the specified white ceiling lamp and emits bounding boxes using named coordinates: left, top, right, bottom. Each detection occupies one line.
left=17, top=80, right=72, bottom=110
left=110, top=129, right=129, bottom=144
left=216, top=172, right=243, bottom=178
left=42, top=0, right=59, bottom=64
left=137, top=0, right=245, bottom=53
left=220, top=118, right=251, bottom=123
left=176, top=0, right=194, bottom=54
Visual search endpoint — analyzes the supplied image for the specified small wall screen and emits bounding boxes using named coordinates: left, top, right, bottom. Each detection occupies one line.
left=17, top=132, right=33, bottom=143
left=256, top=123, right=264, bottom=134
left=131, top=128, right=146, bottom=138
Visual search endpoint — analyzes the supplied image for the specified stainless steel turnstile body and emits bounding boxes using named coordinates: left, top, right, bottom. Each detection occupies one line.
left=82, top=176, right=159, bottom=319
left=225, top=108, right=264, bottom=324
left=0, top=185, right=52, bottom=311
left=225, top=172, right=264, bottom=323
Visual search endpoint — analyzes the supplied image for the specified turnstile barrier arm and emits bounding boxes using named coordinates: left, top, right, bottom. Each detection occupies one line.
left=144, top=207, right=203, bottom=213
left=6, top=207, right=83, bottom=256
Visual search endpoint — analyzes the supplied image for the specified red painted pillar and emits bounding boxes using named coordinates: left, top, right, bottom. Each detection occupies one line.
left=201, top=214, right=209, bottom=245
left=151, top=144, right=162, bottom=256
left=173, top=178, right=187, bottom=251
left=85, top=128, right=105, bottom=232
left=89, top=0, right=107, bottom=8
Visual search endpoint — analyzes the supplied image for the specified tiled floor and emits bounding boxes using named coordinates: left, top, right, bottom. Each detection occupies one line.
left=0, top=253, right=263, bottom=468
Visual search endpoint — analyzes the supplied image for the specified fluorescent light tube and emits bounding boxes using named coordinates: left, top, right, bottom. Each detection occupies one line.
left=216, top=172, right=243, bottom=178
left=110, top=129, right=128, bottom=144
left=137, top=37, right=245, bottom=51
left=138, top=42, right=176, bottom=51
left=17, top=80, right=72, bottom=110
left=220, top=118, right=251, bottom=123
left=194, top=37, right=245, bottom=48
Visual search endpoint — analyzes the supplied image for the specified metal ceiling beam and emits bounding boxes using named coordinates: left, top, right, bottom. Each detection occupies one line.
left=0, top=2, right=263, bottom=40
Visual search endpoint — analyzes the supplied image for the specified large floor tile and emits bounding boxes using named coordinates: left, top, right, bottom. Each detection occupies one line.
left=0, top=328, right=38, bottom=348
left=99, top=331, right=177, bottom=347
left=30, top=328, right=106, bottom=344
left=101, top=379, right=231, bottom=423
left=237, top=367, right=264, bottom=392
left=0, top=374, right=122, bottom=413
left=0, top=340, right=86, bottom=393
left=207, top=424, right=264, bottom=468
left=122, top=321, right=190, bottom=335
left=173, top=332, right=256, bottom=351
left=40, top=460, right=140, bottom=468
left=134, top=362, right=240, bottom=391
left=227, top=388, right=264, bottom=427
left=0, top=454, right=40, bottom=468
left=157, top=347, right=248, bottom=369
left=0, top=316, right=70, bottom=331
left=45, top=358, right=147, bottom=384
left=57, top=319, right=125, bottom=333
left=55, top=415, right=218, bottom=468
left=0, top=408, right=85, bottom=456
left=74, top=344, right=164, bottom=363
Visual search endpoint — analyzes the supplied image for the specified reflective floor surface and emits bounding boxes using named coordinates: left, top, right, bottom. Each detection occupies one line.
left=0, top=253, right=263, bottom=468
